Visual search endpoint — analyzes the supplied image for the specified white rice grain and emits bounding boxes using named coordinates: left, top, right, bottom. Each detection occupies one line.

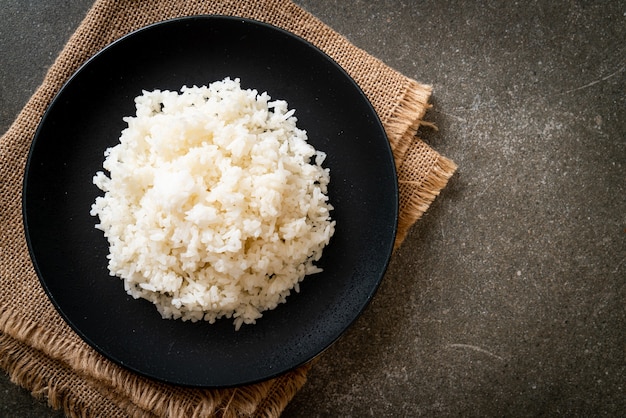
left=90, top=77, right=335, bottom=330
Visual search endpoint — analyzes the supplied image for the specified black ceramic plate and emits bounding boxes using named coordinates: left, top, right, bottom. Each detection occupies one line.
left=23, top=16, right=397, bottom=388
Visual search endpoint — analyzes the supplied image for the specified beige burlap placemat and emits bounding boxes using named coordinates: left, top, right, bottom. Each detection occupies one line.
left=0, top=1, right=456, bottom=416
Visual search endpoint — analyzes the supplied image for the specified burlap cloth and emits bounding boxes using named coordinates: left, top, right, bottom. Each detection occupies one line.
left=0, top=0, right=456, bottom=416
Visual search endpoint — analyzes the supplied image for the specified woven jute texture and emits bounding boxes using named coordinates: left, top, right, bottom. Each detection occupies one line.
left=0, top=0, right=456, bottom=416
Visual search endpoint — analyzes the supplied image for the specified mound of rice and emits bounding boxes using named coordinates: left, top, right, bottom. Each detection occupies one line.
left=90, top=77, right=335, bottom=330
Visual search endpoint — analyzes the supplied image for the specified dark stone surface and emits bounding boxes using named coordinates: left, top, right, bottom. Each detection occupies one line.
left=1, top=1, right=624, bottom=416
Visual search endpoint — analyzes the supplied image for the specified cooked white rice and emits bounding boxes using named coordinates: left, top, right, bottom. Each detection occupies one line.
left=90, top=77, right=335, bottom=330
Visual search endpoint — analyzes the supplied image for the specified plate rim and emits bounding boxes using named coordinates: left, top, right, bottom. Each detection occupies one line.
left=22, top=15, right=399, bottom=387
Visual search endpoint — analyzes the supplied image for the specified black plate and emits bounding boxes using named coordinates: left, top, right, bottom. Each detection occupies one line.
left=23, top=16, right=398, bottom=388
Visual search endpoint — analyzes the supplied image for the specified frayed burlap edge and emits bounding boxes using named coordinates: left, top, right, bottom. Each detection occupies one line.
left=0, top=302, right=312, bottom=418
left=384, top=80, right=433, bottom=169
left=396, top=149, right=457, bottom=249
left=388, top=80, right=457, bottom=248
left=0, top=333, right=152, bottom=417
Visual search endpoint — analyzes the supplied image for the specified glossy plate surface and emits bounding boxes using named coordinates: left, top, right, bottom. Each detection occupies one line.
left=23, top=16, right=398, bottom=387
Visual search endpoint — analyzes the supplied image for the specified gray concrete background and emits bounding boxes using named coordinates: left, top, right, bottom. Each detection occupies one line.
left=1, top=1, right=624, bottom=417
